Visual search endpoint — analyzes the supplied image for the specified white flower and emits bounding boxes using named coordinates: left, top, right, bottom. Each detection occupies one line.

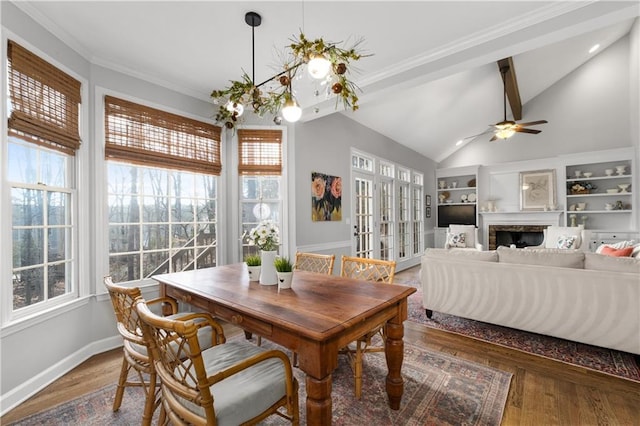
left=247, top=220, right=280, bottom=251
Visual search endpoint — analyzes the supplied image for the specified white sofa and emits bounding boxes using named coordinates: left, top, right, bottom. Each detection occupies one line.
left=420, top=247, right=640, bottom=355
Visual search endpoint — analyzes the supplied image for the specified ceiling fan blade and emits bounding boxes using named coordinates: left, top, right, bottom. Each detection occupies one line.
left=517, top=120, right=548, bottom=127
left=515, top=128, right=542, bottom=134
left=489, top=134, right=498, bottom=142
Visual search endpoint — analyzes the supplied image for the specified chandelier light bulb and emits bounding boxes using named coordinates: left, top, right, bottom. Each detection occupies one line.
left=307, top=54, right=331, bottom=80
left=226, top=101, right=244, bottom=117
left=281, top=97, right=302, bottom=122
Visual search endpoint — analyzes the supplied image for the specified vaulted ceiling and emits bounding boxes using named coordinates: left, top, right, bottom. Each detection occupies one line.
left=15, top=1, right=639, bottom=162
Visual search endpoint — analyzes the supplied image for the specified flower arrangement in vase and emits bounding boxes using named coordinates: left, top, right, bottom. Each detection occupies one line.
left=247, top=220, right=279, bottom=252
left=244, top=254, right=261, bottom=281
left=274, top=256, right=294, bottom=289
left=247, top=220, right=280, bottom=285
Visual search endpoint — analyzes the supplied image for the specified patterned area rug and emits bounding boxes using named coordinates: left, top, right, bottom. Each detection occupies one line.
left=9, top=340, right=512, bottom=426
left=406, top=288, right=640, bottom=382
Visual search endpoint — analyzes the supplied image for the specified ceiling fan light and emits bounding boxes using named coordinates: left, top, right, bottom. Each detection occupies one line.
left=495, top=128, right=516, bottom=139
left=282, top=97, right=302, bottom=122
left=307, top=54, right=331, bottom=79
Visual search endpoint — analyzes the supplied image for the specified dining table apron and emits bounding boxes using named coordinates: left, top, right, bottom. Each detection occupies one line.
left=154, top=263, right=417, bottom=426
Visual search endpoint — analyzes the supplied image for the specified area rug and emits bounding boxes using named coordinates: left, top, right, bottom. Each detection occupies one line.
left=9, top=340, right=512, bottom=426
left=406, top=287, right=640, bottom=383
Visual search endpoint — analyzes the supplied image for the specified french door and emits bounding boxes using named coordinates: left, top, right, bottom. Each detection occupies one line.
left=352, top=172, right=374, bottom=258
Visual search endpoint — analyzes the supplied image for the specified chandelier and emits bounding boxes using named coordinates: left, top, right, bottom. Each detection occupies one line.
left=211, top=11, right=369, bottom=129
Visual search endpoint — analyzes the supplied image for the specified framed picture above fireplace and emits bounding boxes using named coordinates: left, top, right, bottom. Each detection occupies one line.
left=519, top=169, right=556, bottom=211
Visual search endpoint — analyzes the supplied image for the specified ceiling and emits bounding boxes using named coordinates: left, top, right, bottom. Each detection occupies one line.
left=15, top=1, right=639, bottom=162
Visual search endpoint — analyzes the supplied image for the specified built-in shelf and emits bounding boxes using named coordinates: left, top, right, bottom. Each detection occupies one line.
left=564, top=152, right=634, bottom=231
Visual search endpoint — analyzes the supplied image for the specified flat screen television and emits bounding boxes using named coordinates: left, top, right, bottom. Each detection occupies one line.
left=437, top=204, right=476, bottom=228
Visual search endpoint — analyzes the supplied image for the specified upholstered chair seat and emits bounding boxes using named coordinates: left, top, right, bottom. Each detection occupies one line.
left=135, top=299, right=299, bottom=425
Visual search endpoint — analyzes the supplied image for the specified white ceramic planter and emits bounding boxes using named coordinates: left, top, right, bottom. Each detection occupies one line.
left=247, top=265, right=261, bottom=281
left=259, top=250, right=278, bottom=285
left=276, top=271, right=293, bottom=289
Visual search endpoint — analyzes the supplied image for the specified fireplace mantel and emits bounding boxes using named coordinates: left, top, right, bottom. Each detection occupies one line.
left=480, top=211, right=563, bottom=223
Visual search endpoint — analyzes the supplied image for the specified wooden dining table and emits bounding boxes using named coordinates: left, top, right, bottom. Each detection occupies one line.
left=153, top=263, right=417, bottom=425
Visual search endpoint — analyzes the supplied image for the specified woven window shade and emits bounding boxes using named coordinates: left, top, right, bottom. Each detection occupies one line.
left=7, top=40, right=82, bottom=156
left=237, top=129, right=282, bottom=175
left=104, top=96, right=222, bottom=175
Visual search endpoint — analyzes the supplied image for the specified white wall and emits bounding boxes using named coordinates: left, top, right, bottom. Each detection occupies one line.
left=295, top=114, right=438, bottom=256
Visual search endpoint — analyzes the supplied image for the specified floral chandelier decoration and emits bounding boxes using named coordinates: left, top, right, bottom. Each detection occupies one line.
left=210, top=11, right=369, bottom=129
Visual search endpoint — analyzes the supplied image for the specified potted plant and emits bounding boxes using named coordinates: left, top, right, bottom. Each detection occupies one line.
left=247, top=220, right=280, bottom=285
left=274, top=256, right=294, bottom=289
left=244, top=254, right=261, bottom=281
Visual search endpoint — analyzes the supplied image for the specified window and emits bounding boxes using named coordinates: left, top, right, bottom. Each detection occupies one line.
left=6, top=40, right=81, bottom=316
left=105, top=96, right=221, bottom=283
left=379, top=162, right=395, bottom=260
left=411, top=173, right=424, bottom=255
left=238, top=129, right=284, bottom=258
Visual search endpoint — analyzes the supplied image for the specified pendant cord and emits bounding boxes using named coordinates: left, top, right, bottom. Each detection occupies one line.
left=251, top=19, right=255, bottom=84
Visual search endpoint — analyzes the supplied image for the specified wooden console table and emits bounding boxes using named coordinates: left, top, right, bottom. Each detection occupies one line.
left=154, top=263, right=416, bottom=425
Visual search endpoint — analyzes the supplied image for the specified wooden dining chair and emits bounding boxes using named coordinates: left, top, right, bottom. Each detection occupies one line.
left=135, top=298, right=300, bottom=426
left=294, top=251, right=336, bottom=275
left=104, top=276, right=225, bottom=426
left=339, top=255, right=397, bottom=399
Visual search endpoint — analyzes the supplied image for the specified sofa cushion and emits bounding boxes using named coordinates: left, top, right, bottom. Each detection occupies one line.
left=497, top=247, right=585, bottom=269
left=424, top=248, right=498, bottom=262
left=584, top=253, right=640, bottom=273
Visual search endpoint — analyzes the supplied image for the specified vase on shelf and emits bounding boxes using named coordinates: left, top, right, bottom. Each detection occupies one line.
left=259, top=250, right=278, bottom=285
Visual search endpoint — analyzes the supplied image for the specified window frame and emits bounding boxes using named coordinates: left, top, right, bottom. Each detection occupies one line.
left=95, top=87, right=225, bottom=292
left=2, top=34, right=89, bottom=326
left=235, top=126, right=289, bottom=263
left=350, top=149, right=424, bottom=264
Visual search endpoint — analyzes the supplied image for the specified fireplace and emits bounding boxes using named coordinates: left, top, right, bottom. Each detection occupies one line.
left=488, top=225, right=547, bottom=250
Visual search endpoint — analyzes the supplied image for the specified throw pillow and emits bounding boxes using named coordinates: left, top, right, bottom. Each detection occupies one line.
left=600, top=246, right=634, bottom=257
left=447, top=232, right=466, bottom=248
left=595, top=240, right=635, bottom=253
left=557, top=235, right=577, bottom=249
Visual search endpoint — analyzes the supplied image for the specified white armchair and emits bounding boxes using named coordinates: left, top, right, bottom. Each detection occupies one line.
left=444, top=224, right=483, bottom=250
left=530, top=225, right=591, bottom=252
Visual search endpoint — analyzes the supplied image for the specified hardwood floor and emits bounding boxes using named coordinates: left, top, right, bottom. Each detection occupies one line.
left=3, top=267, right=639, bottom=425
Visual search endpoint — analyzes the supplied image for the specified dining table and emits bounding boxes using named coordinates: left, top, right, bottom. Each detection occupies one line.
left=154, top=262, right=417, bottom=425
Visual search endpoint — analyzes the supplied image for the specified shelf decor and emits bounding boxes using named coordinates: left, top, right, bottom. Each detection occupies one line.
left=569, top=182, right=596, bottom=195
left=520, top=169, right=556, bottom=211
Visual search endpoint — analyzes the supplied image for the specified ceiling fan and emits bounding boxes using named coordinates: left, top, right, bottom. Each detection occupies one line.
left=489, top=62, right=547, bottom=141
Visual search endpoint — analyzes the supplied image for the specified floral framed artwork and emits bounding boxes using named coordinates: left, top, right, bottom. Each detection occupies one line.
left=519, top=169, right=556, bottom=211
left=311, top=172, right=342, bottom=221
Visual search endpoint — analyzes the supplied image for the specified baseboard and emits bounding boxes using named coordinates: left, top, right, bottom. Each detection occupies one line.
left=0, top=335, right=122, bottom=417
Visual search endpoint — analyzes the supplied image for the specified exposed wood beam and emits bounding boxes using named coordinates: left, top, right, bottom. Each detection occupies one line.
left=497, top=57, right=522, bottom=121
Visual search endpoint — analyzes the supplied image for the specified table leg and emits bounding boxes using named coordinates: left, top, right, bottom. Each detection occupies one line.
left=304, top=374, right=332, bottom=425
left=384, top=320, right=405, bottom=410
